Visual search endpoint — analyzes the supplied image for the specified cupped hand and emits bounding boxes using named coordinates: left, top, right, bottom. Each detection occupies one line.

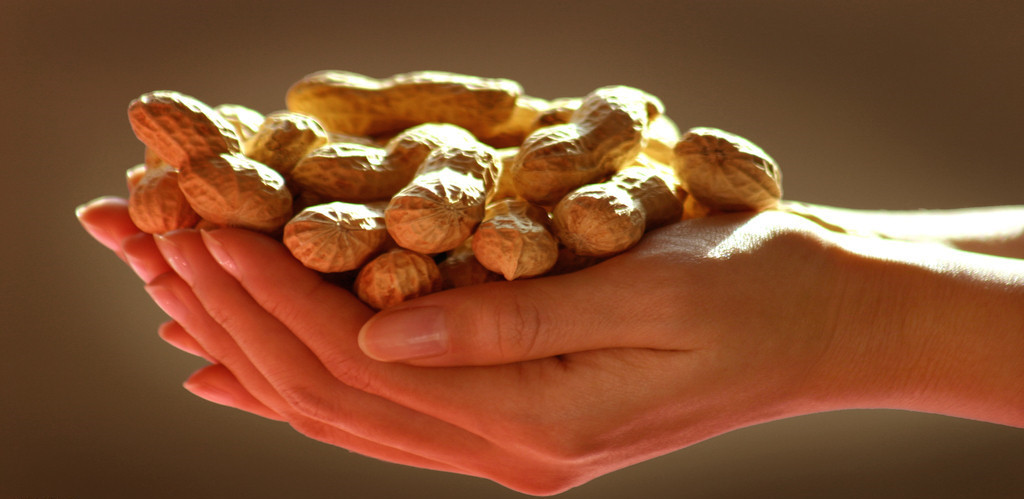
left=78, top=196, right=855, bottom=495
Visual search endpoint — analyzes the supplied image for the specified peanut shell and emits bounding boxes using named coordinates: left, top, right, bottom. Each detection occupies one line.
left=177, top=153, right=292, bottom=233
left=355, top=248, right=443, bottom=309
left=673, top=127, right=782, bottom=212
left=285, top=70, right=522, bottom=139
left=472, top=198, right=558, bottom=280
left=127, top=165, right=200, bottom=234
left=283, top=201, right=390, bottom=273
left=244, top=111, right=328, bottom=180
left=127, top=91, right=242, bottom=170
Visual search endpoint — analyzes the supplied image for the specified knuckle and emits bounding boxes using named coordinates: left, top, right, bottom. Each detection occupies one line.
left=488, top=290, right=545, bottom=360
left=277, top=381, right=331, bottom=422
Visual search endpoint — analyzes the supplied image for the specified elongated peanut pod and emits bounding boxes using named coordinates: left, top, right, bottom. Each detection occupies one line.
left=552, top=160, right=683, bottom=257
left=283, top=201, right=390, bottom=273
left=177, top=153, right=293, bottom=233
left=672, top=127, right=782, bottom=212
left=385, top=141, right=500, bottom=254
left=243, top=111, right=328, bottom=181
left=128, top=165, right=200, bottom=234
left=512, top=86, right=663, bottom=206
left=472, top=198, right=558, bottom=280
left=355, top=248, right=443, bottom=310
left=438, top=236, right=502, bottom=289
left=127, top=91, right=242, bottom=170
left=285, top=70, right=522, bottom=139
left=292, top=123, right=476, bottom=203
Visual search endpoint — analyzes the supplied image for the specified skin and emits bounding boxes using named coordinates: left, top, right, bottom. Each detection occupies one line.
left=77, top=196, right=1024, bottom=496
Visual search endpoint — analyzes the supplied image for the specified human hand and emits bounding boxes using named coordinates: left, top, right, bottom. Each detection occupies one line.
left=77, top=197, right=1024, bottom=495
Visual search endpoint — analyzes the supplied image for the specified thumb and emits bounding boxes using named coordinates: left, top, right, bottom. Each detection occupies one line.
left=357, top=266, right=685, bottom=366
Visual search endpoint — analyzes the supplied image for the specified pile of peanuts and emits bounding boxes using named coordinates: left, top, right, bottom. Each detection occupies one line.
left=124, top=70, right=783, bottom=309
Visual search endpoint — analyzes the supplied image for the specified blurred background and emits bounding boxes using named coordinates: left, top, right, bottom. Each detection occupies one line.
left=2, top=0, right=1022, bottom=497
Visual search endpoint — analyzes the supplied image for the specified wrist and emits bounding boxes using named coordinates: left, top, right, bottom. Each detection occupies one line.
left=805, top=233, right=1024, bottom=426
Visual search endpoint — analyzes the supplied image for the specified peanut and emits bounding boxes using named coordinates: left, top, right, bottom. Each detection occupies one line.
left=292, top=123, right=476, bottom=203
left=177, top=153, right=293, bottom=233
left=472, top=198, right=559, bottom=280
left=354, top=248, right=443, bottom=309
left=214, top=104, right=265, bottom=145
left=552, top=157, right=683, bottom=257
left=438, top=236, right=502, bottom=289
left=283, top=201, right=390, bottom=273
left=474, top=94, right=550, bottom=148
left=127, top=165, right=200, bottom=234
left=532, top=97, right=581, bottom=129
left=243, top=111, right=328, bottom=182
left=285, top=70, right=522, bottom=139
left=672, top=127, right=782, bottom=212
left=127, top=91, right=242, bottom=170
left=512, top=85, right=663, bottom=206
left=385, top=138, right=500, bottom=254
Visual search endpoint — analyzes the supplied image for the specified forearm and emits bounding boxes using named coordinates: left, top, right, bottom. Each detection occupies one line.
left=781, top=202, right=1024, bottom=259
left=815, top=233, right=1024, bottom=427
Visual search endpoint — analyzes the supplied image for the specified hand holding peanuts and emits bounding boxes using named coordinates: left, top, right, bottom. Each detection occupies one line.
left=77, top=197, right=1024, bottom=494
left=79, top=70, right=1024, bottom=495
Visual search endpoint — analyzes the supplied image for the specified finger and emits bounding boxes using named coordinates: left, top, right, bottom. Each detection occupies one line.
left=122, top=232, right=173, bottom=283
left=153, top=233, right=503, bottom=472
left=143, top=270, right=468, bottom=474
left=198, top=229, right=374, bottom=377
left=184, top=363, right=284, bottom=421
left=76, top=196, right=138, bottom=260
left=157, top=320, right=215, bottom=361
left=191, top=228, right=608, bottom=475
left=356, top=256, right=692, bottom=366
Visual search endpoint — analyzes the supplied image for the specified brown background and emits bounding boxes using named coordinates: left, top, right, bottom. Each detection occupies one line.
left=2, top=0, right=1022, bottom=497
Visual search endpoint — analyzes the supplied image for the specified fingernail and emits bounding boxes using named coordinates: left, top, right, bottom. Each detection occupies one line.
left=145, top=281, right=192, bottom=322
left=359, top=306, right=449, bottom=361
left=184, top=371, right=235, bottom=406
left=154, top=233, right=194, bottom=285
left=201, top=230, right=238, bottom=276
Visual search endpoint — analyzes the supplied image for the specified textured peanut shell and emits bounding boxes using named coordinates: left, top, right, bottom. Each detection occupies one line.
left=551, top=161, right=682, bottom=257
left=385, top=143, right=499, bottom=254
left=472, top=198, right=558, bottom=280
left=673, top=127, right=782, bottom=212
left=215, top=104, right=265, bottom=144
left=178, top=153, right=292, bottom=233
left=127, top=165, right=200, bottom=234
left=474, top=94, right=549, bottom=148
left=292, top=143, right=393, bottom=202
left=532, top=97, right=582, bottom=129
left=244, top=111, right=328, bottom=179
left=127, top=91, right=241, bottom=170
left=383, top=123, right=478, bottom=175
left=512, top=85, right=662, bottom=206
left=285, top=70, right=522, bottom=139
left=283, top=201, right=390, bottom=273
left=612, top=161, right=684, bottom=229
left=355, top=248, right=443, bottom=310
left=551, top=184, right=645, bottom=257
left=438, top=236, right=502, bottom=289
